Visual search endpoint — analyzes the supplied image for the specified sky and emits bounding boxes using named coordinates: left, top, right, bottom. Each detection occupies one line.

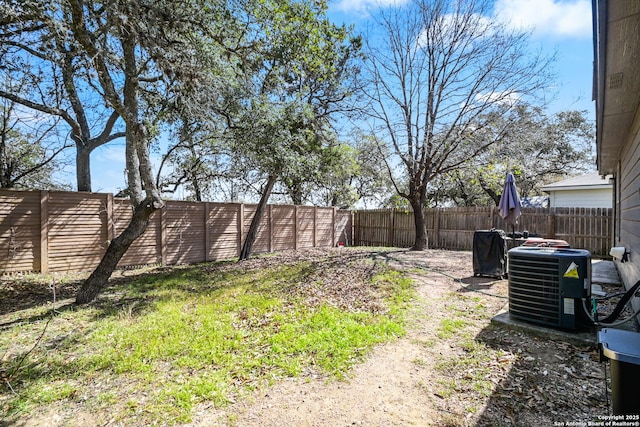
left=329, top=0, right=594, bottom=112
left=83, top=0, right=595, bottom=196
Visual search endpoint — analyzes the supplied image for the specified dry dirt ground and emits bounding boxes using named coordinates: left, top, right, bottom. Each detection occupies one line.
left=1, top=248, right=613, bottom=426
left=198, top=249, right=610, bottom=427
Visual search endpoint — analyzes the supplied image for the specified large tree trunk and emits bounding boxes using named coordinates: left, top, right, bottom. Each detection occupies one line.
left=410, top=197, right=428, bottom=251
left=287, top=179, right=304, bottom=205
left=76, top=122, right=163, bottom=304
left=239, top=174, right=278, bottom=260
left=477, top=175, right=501, bottom=206
left=76, top=198, right=158, bottom=304
left=0, top=131, right=10, bottom=188
left=76, top=145, right=92, bottom=192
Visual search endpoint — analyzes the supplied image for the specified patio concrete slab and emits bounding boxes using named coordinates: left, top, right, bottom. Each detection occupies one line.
left=491, top=309, right=597, bottom=346
left=591, top=259, right=622, bottom=286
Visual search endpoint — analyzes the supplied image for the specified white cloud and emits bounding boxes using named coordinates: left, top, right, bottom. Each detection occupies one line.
left=333, top=0, right=591, bottom=39
left=493, top=0, right=592, bottom=39
left=417, top=12, right=495, bottom=47
left=333, top=0, right=408, bottom=14
left=475, top=91, right=522, bottom=107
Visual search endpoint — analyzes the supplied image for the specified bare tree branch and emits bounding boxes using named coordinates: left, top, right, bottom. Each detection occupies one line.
left=363, top=0, right=554, bottom=249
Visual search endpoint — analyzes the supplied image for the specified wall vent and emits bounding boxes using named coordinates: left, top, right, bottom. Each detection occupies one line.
left=608, top=72, right=623, bottom=89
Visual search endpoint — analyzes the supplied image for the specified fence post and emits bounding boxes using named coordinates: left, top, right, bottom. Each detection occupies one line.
left=489, top=206, right=495, bottom=229
left=293, top=206, right=298, bottom=250
left=313, top=207, right=317, bottom=247
left=40, top=190, right=49, bottom=274
left=105, top=194, right=113, bottom=267
left=353, top=211, right=359, bottom=246
left=204, top=202, right=211, bottom=262
left=160, top=204, right=167, bottom=266
left=106, top=193, right=114, bottom=245
left=268, top=205, right=273, bottom=252
left=332, top=207, right=336, bottom=246
left=348, top=210, right=354, bottom=246
left=237, top=203, right=244, bottom=257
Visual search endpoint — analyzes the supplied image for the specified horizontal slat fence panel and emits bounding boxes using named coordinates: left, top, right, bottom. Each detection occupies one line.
left=47, top=192, right=108, bottom=273
left=207, top=203, right=240, bottom=261
left=0, top=190, right=350, bottom=274
left=297, top=206, right=316, bottom=249
left=165, top=202, right=206, bottom=265
left=243, top=205, right=270, bottom=255
left=0, top=190, right=41, bottom=273
left=316, top=207, right=336, bottom=247
left=113, top=199, right=160, bottom=268
left=355, top=207, right=613, bottom=257
left=272, top=205, right=295, bottom=251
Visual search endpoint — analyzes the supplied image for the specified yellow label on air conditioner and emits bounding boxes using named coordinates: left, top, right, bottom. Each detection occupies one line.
left=564, top=262, right=579, bottom=279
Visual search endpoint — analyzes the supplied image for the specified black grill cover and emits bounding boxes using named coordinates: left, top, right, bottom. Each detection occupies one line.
left=472, top=230, right=507, bottom=278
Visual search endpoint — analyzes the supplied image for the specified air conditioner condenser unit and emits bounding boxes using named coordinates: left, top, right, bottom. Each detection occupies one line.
left=508, top=246, right=592, bottom=330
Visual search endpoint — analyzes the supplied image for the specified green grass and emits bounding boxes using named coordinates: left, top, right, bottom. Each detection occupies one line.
left=437, top=318, right=469, bottom=339
left=434, top=292, right=496, bottom=405
left=1, top=258, right=414, bottom=425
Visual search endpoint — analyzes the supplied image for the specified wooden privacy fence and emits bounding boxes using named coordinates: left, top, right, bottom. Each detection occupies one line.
left=0, top=190, right=352, bottom=274
left=354, top=207, right=613, bottom=257
left=0, top=190, right=613, bottom=275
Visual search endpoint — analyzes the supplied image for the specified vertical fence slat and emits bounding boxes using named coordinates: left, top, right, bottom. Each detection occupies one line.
left=388, top=209, right=394, bottom=247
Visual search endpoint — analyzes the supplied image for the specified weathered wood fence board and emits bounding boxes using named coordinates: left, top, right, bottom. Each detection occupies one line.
left=0, top=190, right=352, bottom=274
left=355, top=207, right=613, bottom=257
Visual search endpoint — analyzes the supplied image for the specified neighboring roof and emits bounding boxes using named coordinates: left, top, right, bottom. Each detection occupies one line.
left=520, top=196, right=549, bottom=208
left=541, top=173, right=613, bottom=192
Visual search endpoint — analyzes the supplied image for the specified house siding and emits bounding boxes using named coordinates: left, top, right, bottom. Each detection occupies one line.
left=615, top=105, right=640, bottom=295
left=548, top=188, right=612, bottom=208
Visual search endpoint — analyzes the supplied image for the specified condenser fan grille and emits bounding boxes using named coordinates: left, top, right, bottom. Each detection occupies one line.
left=508, top=254, right=561, bottom=326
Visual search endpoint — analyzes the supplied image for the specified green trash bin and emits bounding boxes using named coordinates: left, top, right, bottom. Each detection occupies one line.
left=599, top=328, right=640, bottom=415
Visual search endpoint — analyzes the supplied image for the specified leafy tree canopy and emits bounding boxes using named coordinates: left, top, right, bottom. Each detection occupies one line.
left=428, top=105, right=595, bottom=207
